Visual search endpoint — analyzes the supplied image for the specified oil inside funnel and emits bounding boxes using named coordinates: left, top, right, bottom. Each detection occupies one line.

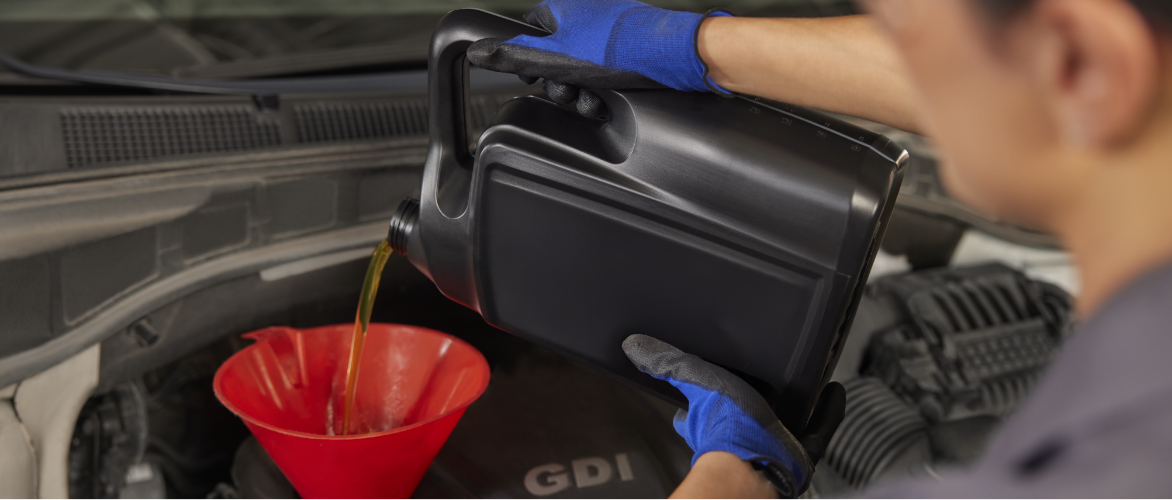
left=214, top=323, right=490, bottom=498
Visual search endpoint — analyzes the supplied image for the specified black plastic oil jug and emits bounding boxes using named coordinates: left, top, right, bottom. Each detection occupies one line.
left=388, top=9, right=907, bottom=432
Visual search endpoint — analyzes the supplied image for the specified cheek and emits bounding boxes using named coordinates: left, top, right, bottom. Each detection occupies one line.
left=927, top=101, right=1025, bottom=218
left=933, top=150, right=1004, bottom=216
left=890, top=2, right=1054, bottom=222
left=925, top=88, right=1055, bottom=225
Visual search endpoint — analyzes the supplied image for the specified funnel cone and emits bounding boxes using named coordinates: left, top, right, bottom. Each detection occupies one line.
left=214, top=323, right=490, bottom=498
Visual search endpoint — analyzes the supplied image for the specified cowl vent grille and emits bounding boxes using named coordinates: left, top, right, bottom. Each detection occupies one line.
left=57, top=92, right=526, bottom=170
left=293, top=94, right=515, bottom=145
left=62, top=106, right=281, bottom=168
left=295, top=100, right=428, bottom=144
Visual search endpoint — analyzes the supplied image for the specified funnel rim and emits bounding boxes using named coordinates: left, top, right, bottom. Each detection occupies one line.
left=213, top=322, right=490, bottom=441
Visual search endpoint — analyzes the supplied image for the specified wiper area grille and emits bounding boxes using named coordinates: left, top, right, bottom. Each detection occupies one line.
left=294, top=100, right=427, bottom=144
left=59, top=92, right=523, bottom=169
left=62, top=106, right=281, bottom=168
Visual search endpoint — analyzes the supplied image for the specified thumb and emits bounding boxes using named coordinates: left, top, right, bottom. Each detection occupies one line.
left=466, top=36, right=562, bottom=80
left=521, top=2, right=559, bottom=34
left=466, top=37, right=514, bottom=70
left=622, top=334, right=697, bottom=384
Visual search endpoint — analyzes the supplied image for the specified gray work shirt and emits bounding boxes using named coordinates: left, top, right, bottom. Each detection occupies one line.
left=866, top=262, right=1172, bottom=497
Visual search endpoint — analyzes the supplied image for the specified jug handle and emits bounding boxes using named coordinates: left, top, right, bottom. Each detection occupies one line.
left=427, top=9, right=547, bottom=218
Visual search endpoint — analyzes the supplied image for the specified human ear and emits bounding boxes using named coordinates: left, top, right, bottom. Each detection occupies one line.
left=1027, top=0, right=1158, bottom=148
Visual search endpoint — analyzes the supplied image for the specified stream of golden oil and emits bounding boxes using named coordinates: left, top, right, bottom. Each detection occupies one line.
left=341, top=239, right=393, bottom=436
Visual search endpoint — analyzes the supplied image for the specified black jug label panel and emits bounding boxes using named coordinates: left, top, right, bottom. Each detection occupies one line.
left=476, top=168, right=830, bottom=401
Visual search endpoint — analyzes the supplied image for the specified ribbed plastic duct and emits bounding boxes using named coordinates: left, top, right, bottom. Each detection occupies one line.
left=824, top=377, right=929, bottom=489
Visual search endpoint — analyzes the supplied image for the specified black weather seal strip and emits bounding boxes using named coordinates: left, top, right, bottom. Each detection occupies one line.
left=0, top=222, right=387, bottom=389
left=0, top=51, right=428, bottom=96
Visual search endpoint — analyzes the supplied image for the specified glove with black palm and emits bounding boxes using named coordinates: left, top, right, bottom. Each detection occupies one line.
left=622, top=334, right=846, bottom=497
left=467, top=0, right=733, bottom=119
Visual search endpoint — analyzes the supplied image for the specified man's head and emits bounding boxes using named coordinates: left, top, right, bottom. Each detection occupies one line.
left=859, top=0, right=1172, bottom=236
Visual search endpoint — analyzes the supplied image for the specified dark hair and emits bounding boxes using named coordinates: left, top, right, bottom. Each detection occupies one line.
left=976, top=0, right=1172, bottom=29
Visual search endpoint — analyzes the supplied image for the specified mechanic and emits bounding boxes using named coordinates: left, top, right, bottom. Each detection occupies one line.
left=469, top=0, right=1172, bottom=497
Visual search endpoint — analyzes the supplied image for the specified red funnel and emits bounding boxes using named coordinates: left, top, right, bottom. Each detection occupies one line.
left=213, top=323, right=490, bottom=498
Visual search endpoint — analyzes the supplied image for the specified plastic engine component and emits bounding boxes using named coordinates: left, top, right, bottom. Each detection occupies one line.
left=825, top=377, right=928, bottom=489
left=863, top=263, right=1073, bottom=421
left=822, top=263, right=1075, bottom=491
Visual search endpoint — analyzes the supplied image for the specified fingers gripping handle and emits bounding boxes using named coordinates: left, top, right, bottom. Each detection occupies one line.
left=428, top=9, right=548, bottom=217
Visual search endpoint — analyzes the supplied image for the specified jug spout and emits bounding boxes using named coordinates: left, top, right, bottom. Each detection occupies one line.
left=388, top=198, right=427, bottom=276
left=388, top=198, right=419, bottom=255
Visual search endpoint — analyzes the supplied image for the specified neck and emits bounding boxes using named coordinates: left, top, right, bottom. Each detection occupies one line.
left=1056, top=128, right=1172, bottom=317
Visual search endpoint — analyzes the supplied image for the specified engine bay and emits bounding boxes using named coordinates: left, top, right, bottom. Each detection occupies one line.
left=0, top=1, right=1085, bottom=497
left=64, top=231, right=1077, bottom=499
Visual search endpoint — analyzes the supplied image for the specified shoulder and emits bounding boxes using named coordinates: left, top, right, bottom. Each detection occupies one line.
left=864, top=399, right=1172, bottom=497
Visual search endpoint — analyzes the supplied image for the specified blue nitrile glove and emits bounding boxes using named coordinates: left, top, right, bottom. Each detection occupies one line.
left=467, top=0, right=732, bottom=118
left=622, top=334, right=845, bottom=497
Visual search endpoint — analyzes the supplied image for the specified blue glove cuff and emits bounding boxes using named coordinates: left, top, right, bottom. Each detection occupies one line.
left=607, top=8, right=733, bottom=93
left=689, top=426, right=807, bottom=489
left=670, top=384, right=807, bottom=489
left=754, top=460, right=802, bottom=498
left=696, top=10, right=736, bottom=96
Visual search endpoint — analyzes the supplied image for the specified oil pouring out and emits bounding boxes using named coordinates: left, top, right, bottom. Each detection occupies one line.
left=341, top=239, right=394, bottom=436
